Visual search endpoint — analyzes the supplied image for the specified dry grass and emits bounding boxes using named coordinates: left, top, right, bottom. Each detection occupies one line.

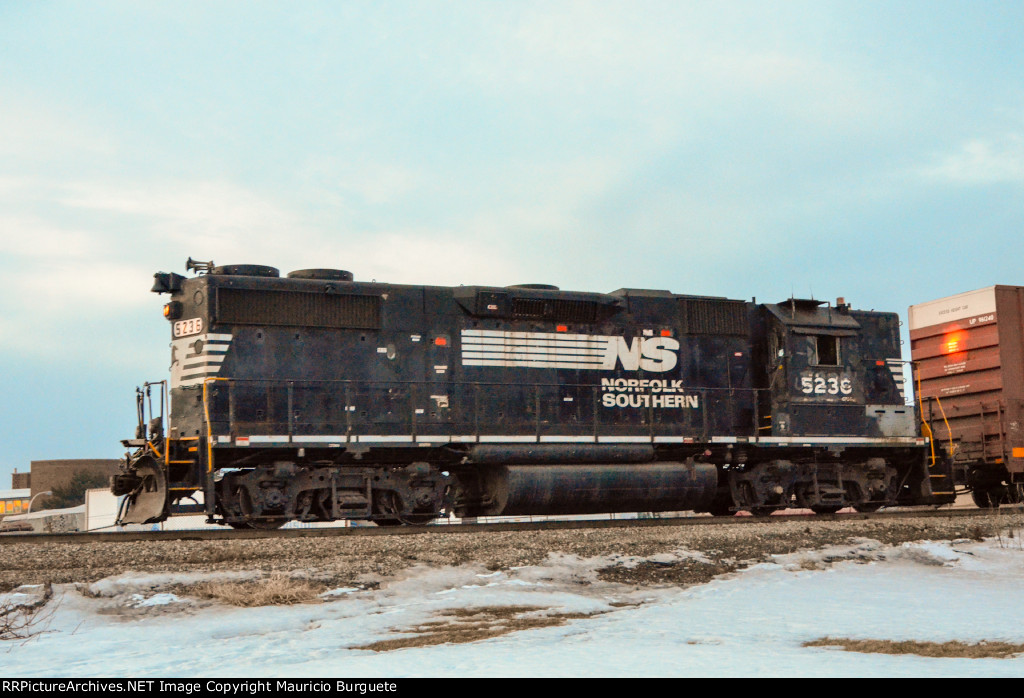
left=993, top=510, right=1024, bottom=550
left=804, top=637, right=1024, bottom=659
left=354, top=605, right=598, bottom=652
left=187, top=574, right=327, bottom=607
left=967, top=524, right=991, bottom=542
left=1, top=584, right=55, bottom=641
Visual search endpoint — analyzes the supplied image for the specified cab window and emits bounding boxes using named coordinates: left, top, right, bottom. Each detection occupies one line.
left=813, top=336, right=839, bottom=365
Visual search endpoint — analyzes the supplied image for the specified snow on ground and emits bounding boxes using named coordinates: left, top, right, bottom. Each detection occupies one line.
left=3, top=538, right=1024, bottom=677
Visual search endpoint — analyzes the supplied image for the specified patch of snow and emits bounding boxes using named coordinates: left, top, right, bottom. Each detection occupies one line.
left=4, top=540, right=1024, bottom=677
left=88, top=570, right=258, bottom=597
left=128, top=593, right=184, bottom=608
left=1, top=584, right=49, bottom=609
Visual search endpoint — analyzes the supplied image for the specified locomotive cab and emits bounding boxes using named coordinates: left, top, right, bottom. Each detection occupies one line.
left=766, top=298, right=864, bottom=437
left=719, top=297, right=949, bottom=515
left=762, top=298, right=916, bottom=439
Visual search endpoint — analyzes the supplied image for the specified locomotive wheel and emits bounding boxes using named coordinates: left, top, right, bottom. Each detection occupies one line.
left=853, top=503, right=882, bottom=513
left=707, top=490, right=735, bottom=517
left=399, top=514, right=437, bottom=525
left=246, top=517, right=287, bottom=530
left=374, top=515, right=435, bottom=526
left=373, top=491, right=437, bottom=526
left=810, top=505, right=843, bottom=515
left=226, top=517, right=287, bottom=530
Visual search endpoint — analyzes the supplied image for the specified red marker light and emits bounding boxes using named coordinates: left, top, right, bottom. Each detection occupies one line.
left=661, top=329, right=672, bottom=337
left=434, top=337, right=447, bottom=346
left=942, top=331, right=964, bottom=354
left=556, top=325, right=568, bottom=333
left=876, top=360, right=885, bottom=366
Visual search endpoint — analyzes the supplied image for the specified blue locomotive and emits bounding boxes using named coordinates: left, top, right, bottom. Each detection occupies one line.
left=113, top=260, right=953, bottom=527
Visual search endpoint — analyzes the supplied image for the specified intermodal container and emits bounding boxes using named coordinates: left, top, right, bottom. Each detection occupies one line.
left=909, top=286, right=1024, bottom=480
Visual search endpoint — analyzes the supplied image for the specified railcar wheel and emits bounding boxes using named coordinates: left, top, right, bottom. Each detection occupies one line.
left=971, top=487, right=1001, bottom=509
left=810, top=505, right=843, bottom=515
left=749, top=507, right=775, bottom=517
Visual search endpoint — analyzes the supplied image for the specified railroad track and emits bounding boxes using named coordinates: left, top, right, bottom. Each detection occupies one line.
left=1, top=505, right=1016, bottom=546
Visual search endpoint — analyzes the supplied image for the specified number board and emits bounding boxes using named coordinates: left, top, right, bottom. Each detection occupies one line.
left=797, top=370, right=854, bottom=398
left=173, top=318, right=204, bottom=337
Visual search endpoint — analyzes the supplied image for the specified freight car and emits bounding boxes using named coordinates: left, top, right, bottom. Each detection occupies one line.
left=113, top=260, right=954, bottom=528
left=910, top=286, right=1024, bottom=507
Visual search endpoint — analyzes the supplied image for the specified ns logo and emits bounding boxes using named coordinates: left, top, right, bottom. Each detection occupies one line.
left=602, top=336, right=680, bottom=372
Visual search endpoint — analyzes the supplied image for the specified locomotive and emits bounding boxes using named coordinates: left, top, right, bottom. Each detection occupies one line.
left=113, top=260, right=954, bottom=527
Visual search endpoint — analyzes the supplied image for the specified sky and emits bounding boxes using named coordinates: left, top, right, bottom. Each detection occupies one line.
left=1, top=1, right=1022, bottom=484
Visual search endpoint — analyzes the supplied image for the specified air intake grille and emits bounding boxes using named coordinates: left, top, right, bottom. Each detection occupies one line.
left=512, top=298, right=600, bottom=323
left=217, top=288, right=381, bottom=329
left=680, top=299, right=748, bottom=335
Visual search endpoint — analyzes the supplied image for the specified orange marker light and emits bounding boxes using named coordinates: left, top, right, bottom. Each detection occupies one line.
left=163, top=304, right=171, bottom=317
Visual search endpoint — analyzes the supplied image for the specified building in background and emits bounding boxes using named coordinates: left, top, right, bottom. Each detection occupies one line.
left=11, top=469, right=30, bottom=489
left=29, top=459, right=119, bottom=509
left=0, top=488, right=31, bottom=518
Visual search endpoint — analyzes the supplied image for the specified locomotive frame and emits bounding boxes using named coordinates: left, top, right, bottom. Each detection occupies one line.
left=113, top=260, right=955, bottom=528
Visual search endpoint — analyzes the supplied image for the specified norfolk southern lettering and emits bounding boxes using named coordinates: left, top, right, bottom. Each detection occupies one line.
left=599, top=378, right=699, bottom=409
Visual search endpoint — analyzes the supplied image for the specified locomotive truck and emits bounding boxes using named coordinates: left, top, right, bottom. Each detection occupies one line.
left=113, top=260, right=954, bottom=527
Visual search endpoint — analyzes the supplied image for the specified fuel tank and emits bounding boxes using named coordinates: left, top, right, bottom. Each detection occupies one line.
left=462, top=461, right=717, bottom=516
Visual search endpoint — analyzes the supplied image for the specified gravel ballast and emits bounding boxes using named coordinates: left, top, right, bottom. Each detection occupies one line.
left=2, top=511, right=1021, bottom=591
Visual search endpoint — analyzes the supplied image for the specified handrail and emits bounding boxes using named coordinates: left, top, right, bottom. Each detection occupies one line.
left=916, top=367, right=936, bottom=467
left=195, top=377, right=766, bottom=391
left=200, top=377, right=769, bottom=441
left=933, top=395, right=955, bottom=457
left=203, top=378, right=229, bottom=473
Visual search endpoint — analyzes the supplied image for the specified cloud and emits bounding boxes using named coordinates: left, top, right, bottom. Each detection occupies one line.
left=920, top=133, right=1024, bottom=184
left=0, top=98, right=117, bottom=163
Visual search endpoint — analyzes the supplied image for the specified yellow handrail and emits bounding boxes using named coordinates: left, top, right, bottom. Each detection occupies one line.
left=933, top=394, right=955, bottom=457
left=203, top=378, right=229, bottom=473
left=916, top=367, right=936, bottom=467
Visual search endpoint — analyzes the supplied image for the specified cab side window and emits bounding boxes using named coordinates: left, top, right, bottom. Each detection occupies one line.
left=814, top=336, right=839, bottom=366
